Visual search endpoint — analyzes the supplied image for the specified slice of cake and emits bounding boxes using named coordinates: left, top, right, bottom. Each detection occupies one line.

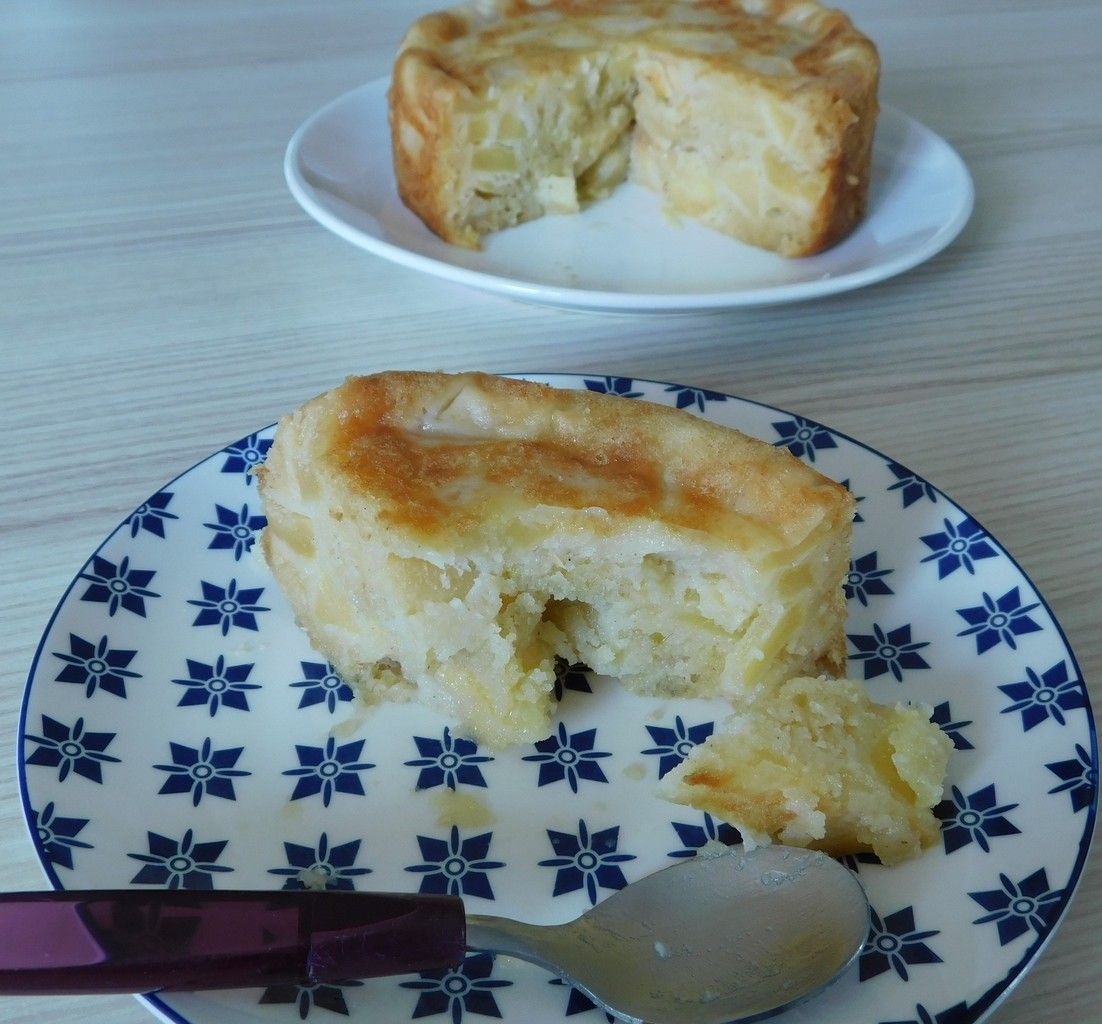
left=657, top=675, right=953, bottom=865
left=388, top=0, right=879, bottom=255
left=257, top=372, right=854, bottom=747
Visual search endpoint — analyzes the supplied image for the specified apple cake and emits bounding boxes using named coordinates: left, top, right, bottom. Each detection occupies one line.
left=257, top=371, right=854, bottom=747
left=388, top=0, right=879, bottom=255
left=658, top=675, right=953, bottom=864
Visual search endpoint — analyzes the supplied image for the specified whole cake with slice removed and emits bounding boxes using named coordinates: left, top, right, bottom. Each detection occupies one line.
left=388, top=0, right=879, bottom=255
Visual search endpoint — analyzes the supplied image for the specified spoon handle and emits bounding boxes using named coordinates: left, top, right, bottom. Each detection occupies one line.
left=0, top=889, right=466, bottom=995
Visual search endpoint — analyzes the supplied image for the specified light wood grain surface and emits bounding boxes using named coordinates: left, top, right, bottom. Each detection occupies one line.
left=2, top=1, right=1099, bottom=1021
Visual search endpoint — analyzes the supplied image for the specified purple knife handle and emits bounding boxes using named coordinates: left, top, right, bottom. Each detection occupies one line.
left=0, top=889, right=466, bottom=995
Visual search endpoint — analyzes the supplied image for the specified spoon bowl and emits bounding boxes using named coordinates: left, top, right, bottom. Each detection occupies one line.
left=467, top=844, right=869, bottom=1024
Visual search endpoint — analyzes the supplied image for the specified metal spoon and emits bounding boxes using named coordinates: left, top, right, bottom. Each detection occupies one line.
left=0, top=845, right=867, bottom=1023
left=468, top=845, right=869, bottom=1023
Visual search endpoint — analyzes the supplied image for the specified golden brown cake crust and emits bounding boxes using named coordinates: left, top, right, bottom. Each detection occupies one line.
left=301, top=371, right=852, bottom=545
left=389, top=0, right=879, bottom=254
left=398, top=0, right=875, bottom=93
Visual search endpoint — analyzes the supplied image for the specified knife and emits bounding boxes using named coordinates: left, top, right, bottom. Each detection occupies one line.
left=0, top=889, right=465, bottom=995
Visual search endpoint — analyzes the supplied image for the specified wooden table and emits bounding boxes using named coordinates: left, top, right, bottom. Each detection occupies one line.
left=2, top=1, right=1098, bottom=1021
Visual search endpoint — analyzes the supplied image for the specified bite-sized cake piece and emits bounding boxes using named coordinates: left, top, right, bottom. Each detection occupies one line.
left=658, top=675, right=953, bottom=865
left=389, top=0, right=879, bottom=255
left=257, top=371, right=854, bottom=747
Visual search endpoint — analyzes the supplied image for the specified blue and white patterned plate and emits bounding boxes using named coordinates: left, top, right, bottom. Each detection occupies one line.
left=19, top=375, right=1096, bottom=1024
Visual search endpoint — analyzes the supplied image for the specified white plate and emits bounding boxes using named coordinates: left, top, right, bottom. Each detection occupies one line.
left=20, top=375, right=1095, bottom=1024
left=285, top=79, right=974, bottom=312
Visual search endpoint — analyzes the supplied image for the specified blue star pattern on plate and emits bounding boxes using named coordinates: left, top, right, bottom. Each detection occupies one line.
left=956, top=587, right=1042, bottom=654
left=847, top=623, right=931, bottom=682
left=24, top=715, right=120, bottom=783
left=860, top=906, right=942, bottom=982
left=837, top=851, right=882, bottom=874
left=919, top=516, right=998, bottom=578
left=666, top=813, right=741, bottom=858
left=204, top=503, right=267, bottom=560
left=172, top=655, right=260, bottom=715
left=524, top=723, right=611, bottom=793
left=839, top=478, right=866, bottom=523
left=188, top=578, right=270, bottom=635
left=291, top=660, right=355, bottom=714
left=126, top=490, right=178, bottom=538
left=539, top=819, right=636, bottom=905
left=128, top=829, right=234, bottom=889
left=772, top=416, right=837, bottom=462
left=549, top=978, right=615, bottom=1021
left=641, top=716, right=714, bottom=778
left=154, top=737, right=249, bottom=806
left=936, top=784, right=1020, bottom=854
left=1045, top=744, right=1096, bottom=813
left=846, top=551, right=895, bottom=606
left=405, top=826, right=505, bottom=899
left=400, top=952, right=511, bottom=1022
left=31, top=802, right=93, bottom=870
left=583, top=376, right=643, bottom=398
left=52, top=633, right=141, bottom=699
left=886, top=462, right=938, bottom=508
left=268, top=833, right=373, bottom=891
left=930, top=701, right=975, bottom=751
left=78, top=555, right=160, bottom=617
left=665, top=383, right=728, bottom=412
left=259, top=980, right=362, bottom=1019
left=405, top=727, right=492, bottom=791
left=220, top=431, right=271, bottom=485
left=283, top=737, right=375, bottom=807
left=998, top=661, right=1085, bottom=731
left=969, top=869, right=1063, bottom=945
left=553, top=659, right=593, bottom=700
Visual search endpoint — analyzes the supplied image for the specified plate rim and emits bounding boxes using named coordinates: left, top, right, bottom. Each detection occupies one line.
left=284, top=78, right=976, bottom=312
left=17, top=373, right=1095, bottom=1024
